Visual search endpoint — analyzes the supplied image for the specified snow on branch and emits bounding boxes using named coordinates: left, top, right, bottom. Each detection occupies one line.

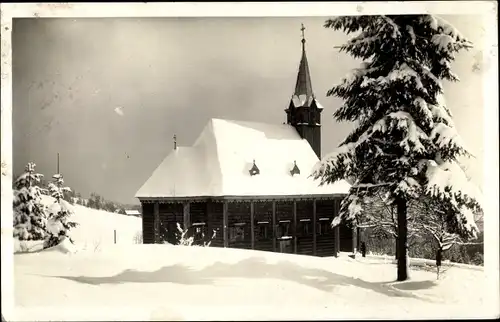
left=421, top=15, right=468, bottom=42
left=424, top=159, right=483, bottom=208
left=428, top=94, right=455, bottom=126
left=430, top=122, right=470, bottom=157
left=373, top=111, right=429, bottom=154
left=351, top=182, right=394, bottom=189
left=359, top=63, right=427, bottom=94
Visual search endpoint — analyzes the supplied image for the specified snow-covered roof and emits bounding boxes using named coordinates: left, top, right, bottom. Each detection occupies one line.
left=135, top=118, right=350, bottom=199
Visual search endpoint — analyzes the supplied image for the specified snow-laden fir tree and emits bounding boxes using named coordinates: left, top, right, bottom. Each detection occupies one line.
left=45, top=173, right=78, bottom=247
left=13, top=162, right=49, bottom=241
left=312, top=15, right=482, bottom=281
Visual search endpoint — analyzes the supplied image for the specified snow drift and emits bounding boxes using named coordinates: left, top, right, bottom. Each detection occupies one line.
left=12, top=244, right=493, bottom=321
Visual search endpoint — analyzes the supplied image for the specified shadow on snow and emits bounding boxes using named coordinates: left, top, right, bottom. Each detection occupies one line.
left=45, top=256, right=437, bottom=302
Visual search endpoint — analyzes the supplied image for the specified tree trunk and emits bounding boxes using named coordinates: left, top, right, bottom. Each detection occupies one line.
left=436, top=247, right=442, bottom=268
left=436, top=247, right=443, bottom=279
left=396, top=198, right=409, bottom=281
left=395, top=236, right=399, bottom=260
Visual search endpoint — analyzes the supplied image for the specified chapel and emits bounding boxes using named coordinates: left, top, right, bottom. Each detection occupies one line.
left=135, top=25, right=356, bottom=256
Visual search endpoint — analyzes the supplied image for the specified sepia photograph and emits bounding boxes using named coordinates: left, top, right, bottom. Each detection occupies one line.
left=1, top=2, right=498, bottom=321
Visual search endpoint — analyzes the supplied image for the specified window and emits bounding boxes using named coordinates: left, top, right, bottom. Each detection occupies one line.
left=299, top=219, right=311, bottom=236
left=317, top=218, right=331, bottom=236
left=256, top=222, right=269, bottom=240
left=192, top=222, right=206, bottom=241
left=277, top=220, right=290, bottom=238
left=229, top=223, right=246, bottom=242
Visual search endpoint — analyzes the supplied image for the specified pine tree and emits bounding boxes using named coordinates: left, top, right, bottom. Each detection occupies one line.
left=45, top=173, right=78, bottom=247
left=13, top=162, right=49, bottom=241
left=313, top=15, right=482, bottom=281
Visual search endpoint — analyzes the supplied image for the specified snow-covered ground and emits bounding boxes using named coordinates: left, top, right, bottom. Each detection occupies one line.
left=13, top=195, right=142, bottom=253
left=8, top=199, right=497, bottom=321
left=12, top=243, right=496, bottom=321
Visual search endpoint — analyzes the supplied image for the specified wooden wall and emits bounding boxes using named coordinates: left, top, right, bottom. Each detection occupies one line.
left=275, top=201, right=294, bottom=254
left=141, top=202, right=155, bottom=244
left=254, top=202, right=274, bottom=252
left=296, top=200, right=314, bottom=255
left=315, top=199, right=337, bottom=257
left=208, top=201, right=224, bottom=247
left=188, top=202, right=209, bottom=245
left=159, top=203, right=183, bottom=244
left=140, top=196, right=353, bottom=256
left=227, top=202, right=252, bottom=250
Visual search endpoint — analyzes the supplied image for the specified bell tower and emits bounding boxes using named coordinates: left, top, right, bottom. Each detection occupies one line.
left=285, top=24, right=323, bottom=159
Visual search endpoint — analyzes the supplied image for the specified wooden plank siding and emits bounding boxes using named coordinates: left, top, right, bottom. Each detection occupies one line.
left=159, top=203, right=183, bottom=244
left=337, top=197, right=354, bottom=252
left=275, top=201, right=294, bottom=254
left=333, top=198, right=340, bottom=256
left=313, top=199, right=317, bottom=255
left=141, top=202, right=155, bottom=244
left=154, top=202, right=160, bottom=243
left=315, top=199, right=336, bottom=257
left=183, top=202, right=190, bottom=231
left=296, top=200, right=314, bottom=256
left=140, top=196, right=352, bottom=257
left=223, top=202, right=229, bottom=248
left=188, top=202, right=208, bottom=245
left=208, top=201, right=224, bottom=248
left=227, top=202, right=252, bottom=250
left=254, top=201, right=274, bottom=252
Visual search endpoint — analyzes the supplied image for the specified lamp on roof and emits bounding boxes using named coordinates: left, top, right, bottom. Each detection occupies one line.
left=249, top=159, right=260, bottom=176
left=290, top=160, right=300, bottom=176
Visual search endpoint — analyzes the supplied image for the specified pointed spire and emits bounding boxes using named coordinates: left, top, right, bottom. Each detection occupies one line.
left=294, top=23, right=314, bottom=101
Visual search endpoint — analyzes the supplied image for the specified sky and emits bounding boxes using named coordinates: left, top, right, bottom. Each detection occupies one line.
left=12, top=15, right=487, bottom=205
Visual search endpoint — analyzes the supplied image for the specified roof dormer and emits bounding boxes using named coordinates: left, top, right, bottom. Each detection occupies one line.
left=249, top=160, right=260, bottom=176
left=290, top=160, right=301, bottom=176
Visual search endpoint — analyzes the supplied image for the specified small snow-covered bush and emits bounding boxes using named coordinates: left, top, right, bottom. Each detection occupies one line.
left=176, top=223, right=195, bottom=246
left=133, top=231, right=143, bottom=244
left=176, top=223, right=216, bottom=247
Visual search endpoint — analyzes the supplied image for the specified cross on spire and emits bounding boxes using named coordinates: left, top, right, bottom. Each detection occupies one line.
left=293, top=23, right=313, bottom=98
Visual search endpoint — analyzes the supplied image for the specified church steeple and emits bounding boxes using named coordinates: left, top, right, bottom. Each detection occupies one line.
left=285, top=24, right=323, bottom=159
left=294, top=24, right=314, bottom=101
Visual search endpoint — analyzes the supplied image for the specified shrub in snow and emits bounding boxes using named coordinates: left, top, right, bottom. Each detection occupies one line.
left=133, top=231, right=143, bottom=244
left=44, top=173, right=78, bottom=248
left=411, top=196, right=483, bottom=278
left=13, top=162, right=50, bottom=241
left=176, top=223, right=195, bottom=246
left=313, top=15, right=482, bottom=281
left=175, top=223, right=216, bottom=247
